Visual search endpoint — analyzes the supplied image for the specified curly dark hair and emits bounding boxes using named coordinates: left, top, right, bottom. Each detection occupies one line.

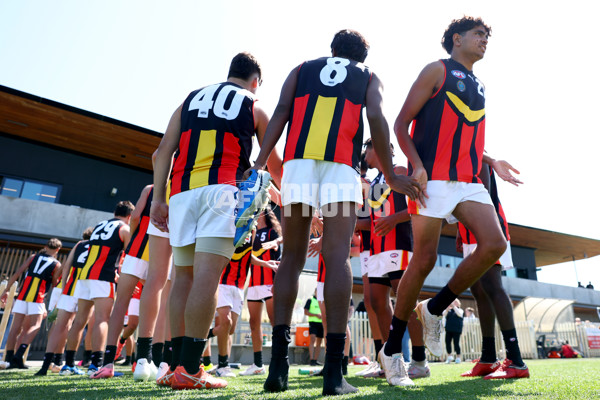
left=331, top=29, right=370, bottom=62
left=441, top=16, right=491, bottom=55
left=228, top=52, right=262, bottom=83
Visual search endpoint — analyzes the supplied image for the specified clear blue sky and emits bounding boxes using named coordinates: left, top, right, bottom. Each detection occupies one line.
left=1, top=1, right=598, bottom=287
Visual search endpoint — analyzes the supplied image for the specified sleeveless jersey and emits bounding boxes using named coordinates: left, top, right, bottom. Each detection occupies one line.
left=63, top=240, right=90, bottom=297
left=170, top=82, right=256, bottom=196
left=220, top=235, right=252, bottom=289
left=369, top=171, right=412, bottom=255
left=17, top=252, right=59, bottom=303
left=80, top=218, right=126, bottom=283
left=125, top=187, right=152, bottom=261
left=410, top=58, right=486, bottom=183
left=358, top=176, right=371, bottom=253
left=283, top=57, right=371, bottom=172
left=249, top=227, right=279, bottom=287
left=458, top=166, right=510, bottom=245
left=307, top=297, right=322, bottom=323
left=317, top=254, right=326, bottom=283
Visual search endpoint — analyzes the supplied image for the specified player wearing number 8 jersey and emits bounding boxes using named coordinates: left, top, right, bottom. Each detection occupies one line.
left=151, top=52, right=282, bottom=391
left=63, top=201, right=133, bottom=374
left=1, top=238, right=62, bottom=370
left=249, top=30, right=420, bottom=396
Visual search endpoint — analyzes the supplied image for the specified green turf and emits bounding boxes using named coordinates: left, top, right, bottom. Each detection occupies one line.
left=1, top=359, right=599, bottom=399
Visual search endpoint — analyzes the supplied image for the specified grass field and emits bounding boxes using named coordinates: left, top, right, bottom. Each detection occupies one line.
left=1, top=359, right=600, bottom=400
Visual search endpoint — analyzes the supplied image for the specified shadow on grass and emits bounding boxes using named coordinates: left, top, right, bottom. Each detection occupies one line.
left=0, top=369, right=519, bottom=400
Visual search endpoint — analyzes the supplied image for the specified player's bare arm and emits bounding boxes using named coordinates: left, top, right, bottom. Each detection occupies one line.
left=130, top=184, right=152, bottom=234
left=151, top=104, right=183, bottom=232
left=253, top=103, right=283, bottom=189
left=119, top=224, right=132, bottom=250
left=248, top=66, right=300, bottom=176
left=394, top=61, right=446, bottom=205
left=51, top=261, right=62, bottom=287
left=482, top=154, right=523, bottom=186
left=366, top=72, right=421, bottom=201
left=354, top=218, right=370, bottom=231
left=60, top=243, right=79, bottom=288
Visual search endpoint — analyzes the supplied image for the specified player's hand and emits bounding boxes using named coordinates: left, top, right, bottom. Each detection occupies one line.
left=262, top=240, right=279, bottom=251
left=307, top=237, right=323, bottom=257
left=310, top=214, right=323, bottom=236
left=490, top=159, right=523, bottom=186
left=374, top=215, right=397, bottom=237
left=242, top=164, right=265, bottom=181
left=410, top=167, right=429, bottom=208
left=0, top=291, right=7, bottom=307
left=264, top=260, right=279, bottom=272
left=150, top=201, right=169, bottom=232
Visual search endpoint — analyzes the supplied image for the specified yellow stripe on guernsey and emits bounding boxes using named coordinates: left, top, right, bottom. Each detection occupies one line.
left=190, top=130, right=217, bottom=189
left=81, top=245, right=100, bottom=278
left=25, top=277, right=40, bottom=302
left=446, top=92, right=485, bottom=123
left=141, top=244, right=150, bottom=262
left=232, top=246, right=252, bottom=261
left=368, top=187, right=391, bottom=210
left=303, top=96, right=337, bottom=159
left=252, top=248, right=267, bottom=257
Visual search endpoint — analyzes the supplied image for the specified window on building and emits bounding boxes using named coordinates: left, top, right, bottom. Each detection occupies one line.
left=0, top=176, right=61, bottom=203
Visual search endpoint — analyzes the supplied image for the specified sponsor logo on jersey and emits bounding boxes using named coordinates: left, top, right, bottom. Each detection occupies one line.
left=451, top=70, right=466, bottom=79
left=390, top=253, right=399, bottom=258
left=457, top=80, right=466, bottom=92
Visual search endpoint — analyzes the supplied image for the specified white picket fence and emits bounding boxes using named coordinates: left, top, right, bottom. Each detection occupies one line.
left=347, top=312, right=599, bottom=361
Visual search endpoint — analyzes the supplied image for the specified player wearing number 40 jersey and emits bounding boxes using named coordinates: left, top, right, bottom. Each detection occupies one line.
left=151, top=52, right=282, bottom=391
left=249, top=30, right=421, bottom=396
left=63, top=201, right=134, bottom=374
left=1, top=238, right=62, bottom=370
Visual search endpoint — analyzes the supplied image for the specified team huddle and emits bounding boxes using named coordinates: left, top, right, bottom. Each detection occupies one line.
left=1, top=16, right=531, bottom=396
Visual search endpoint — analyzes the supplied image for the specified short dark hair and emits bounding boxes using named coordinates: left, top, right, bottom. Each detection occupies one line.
left=441, top=16, right=491, bottom=55
left=228, top=52, right=262, bottom=83
left=114, top=200, right=134, bottom=217
left=331, top=29, right=369, bottom=62
left=82, top=227, right=94, bottom=240
left=363, top=138, right=394, bottom=156
left=47, top=238, right=62, bottom=250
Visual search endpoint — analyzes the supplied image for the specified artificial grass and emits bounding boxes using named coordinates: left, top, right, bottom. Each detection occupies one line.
left=1, top=359, right=599, bottom=399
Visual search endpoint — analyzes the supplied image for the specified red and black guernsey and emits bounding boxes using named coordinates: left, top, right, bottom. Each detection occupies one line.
left=249, top=227, right=280, bottom=287
left=458, top=166, right=510, bottom=245
left=17, top=252, right=59, bottom=303
left=62, top=240, right=90, bottom=297
left=220, top=235, right=253, bottom=289
left=125, top=187, right=152, bottom=262
left=369, top=171, right=412, bottom=255
left=317, top=254, right=326, bottom=283
left=359, top=176, right=371, bottom=253
left=410, top=58, right=486, bottom=183
left=170, top=82, right=256, bottom=197
left=283, top=57, right=371, bottom=172
left=80, top=218, right=126, bottom=283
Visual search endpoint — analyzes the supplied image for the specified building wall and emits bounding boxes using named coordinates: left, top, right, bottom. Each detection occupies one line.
left=0, top=134, right=152, bottom=212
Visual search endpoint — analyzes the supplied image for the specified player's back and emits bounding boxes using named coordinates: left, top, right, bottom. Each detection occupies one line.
left=283, top=57, right=371, bottom=171
left=80, top=218, right=126, bottom=283
left=170, top=82, right=256, bottom=196
left=17, top=252, right=59, bottom=303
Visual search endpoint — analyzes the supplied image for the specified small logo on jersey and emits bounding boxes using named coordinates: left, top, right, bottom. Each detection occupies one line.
left=390, top=253, right=399, bottom=258
left=457, top=80, right=466, bottom=92
left=451, top=70, right=466, bottom=79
